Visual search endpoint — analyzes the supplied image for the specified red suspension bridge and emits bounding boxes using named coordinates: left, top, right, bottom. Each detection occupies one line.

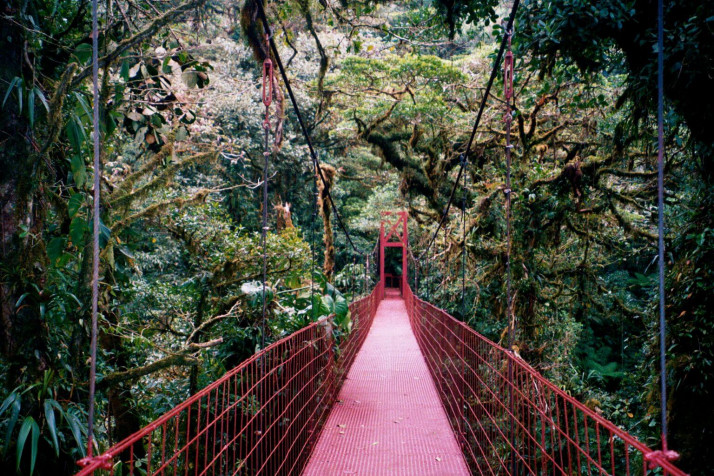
left=75, top=213, right=685, bottom=476
left=72, top=0, right=684, bottom=472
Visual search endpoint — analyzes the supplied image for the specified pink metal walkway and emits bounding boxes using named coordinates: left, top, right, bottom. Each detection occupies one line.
left=303, top=290, right=470, bottom=475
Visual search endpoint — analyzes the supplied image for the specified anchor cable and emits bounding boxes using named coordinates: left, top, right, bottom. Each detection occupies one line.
left=254, top=1, right=367, bottom=257
left=417, top=0, right=521, bottom=261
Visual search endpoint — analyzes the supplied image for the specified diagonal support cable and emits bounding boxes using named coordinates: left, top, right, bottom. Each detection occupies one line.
left=254, top=0, right=367, bottom=257
left=417, top=0, right=520, bottom=261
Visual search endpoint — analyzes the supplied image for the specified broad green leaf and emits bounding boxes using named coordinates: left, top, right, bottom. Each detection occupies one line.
left=0, top=392, right=17, bottom=415
left=44, top=400, right=59, bottom=456
left=46, top=237, right=66, bottom=263
left=88, top=218, right=112, bottom=249
left=33, top=86, right=49, bottom=112
left=162, top=56, right=173, bottom=74
left=120, top=60, right=130, bottom=81
left=64, top=411, right=85, bottom=456
left=73, top=43, right=92, bottom=64
left=17, top=81, right=22, bottom=114
left=71, top=155, right=87, bottom=188
left=334, top=295, right=349, bottom=318
left=322, top=294, right=335, bottom=314
left=28, top=89, right=35, bottom=126
left=30, top=417, right=39, bottom=475
left=2, top=77, right=20, bottom=108
left=66, top=115, right=87, bottom=154
left=74, top=92, right=93, bottom=123
left=68, top=193, right=84, bottom=218
left=69, top=216, right=87, bottom=246
left=3, top=397, right=21, bottom=455
left=16, top=416, right=39, bottom=474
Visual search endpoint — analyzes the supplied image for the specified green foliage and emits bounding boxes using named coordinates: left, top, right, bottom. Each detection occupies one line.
left=0, top=371, right=87, bottom=475
left=1, top=0, right=712, bottom=473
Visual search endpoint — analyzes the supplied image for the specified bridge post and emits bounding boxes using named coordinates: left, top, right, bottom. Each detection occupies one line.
left=401, top=211, right=408, bottom=293
left=379, top=220, right=385, bottom=300
left=379, top=211, right=408, bottom=298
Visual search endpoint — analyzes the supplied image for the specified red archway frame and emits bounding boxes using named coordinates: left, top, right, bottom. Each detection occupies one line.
left=379, top=211, right=408, bottom=299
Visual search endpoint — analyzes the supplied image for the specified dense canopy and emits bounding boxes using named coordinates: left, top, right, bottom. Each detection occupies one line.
left=1, top=0, right=712, bottom=474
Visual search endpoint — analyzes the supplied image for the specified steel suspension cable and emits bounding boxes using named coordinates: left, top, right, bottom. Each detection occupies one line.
left=85, top=0, right=101, bottom=459
left=460, top=153, right=467, bottom=318
left=656, top=0, right=668, bottom=451
left=503, top=24, right=517, bottom=476
left=417, top=0, right=520, bottom=262
left=254, top=1, right=366, bottom=257
left=504, top=28, right=515, bottom=361
left=310, top=187, right=318, bottom=319
left=260, top=35, right=273, bottom=349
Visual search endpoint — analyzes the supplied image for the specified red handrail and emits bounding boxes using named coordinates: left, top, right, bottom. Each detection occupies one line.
left=75, top=286, right=380, bottom=476
left=403, top=284, right=685, bottom=476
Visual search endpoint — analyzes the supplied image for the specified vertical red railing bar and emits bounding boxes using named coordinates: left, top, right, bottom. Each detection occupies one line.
left=204, top=392, right=212, bottom=473
left=584, top=415, right=592, bottom=476
left=217, top=382, right=226, bottom=474
left=462, top=397, right=508, bottom=474
left=609, top=429, right=616, bottom=476
left=560, top=394, right=572, bottom=474
left=194, top=334, right=327, bottom=470
left=231, top=376, right=237, bottom=474
left=414, top=290, right=682, bottom=473
left=155, top=421, right=184, bottom=475
left=596, top=422, right=603, bottom=476
left=171, top=414, right=179, bottom=476
left=552, top=391, right=562, bottom=474
left=184, top=404, right=191, bottom=476
left=422, top=314, right=463, bottom=431
left=222, top=380, right=229, bottom=474
left=146, top=427, right=153, bottom=475
left=274, top=364, right=336, bottom=474
left=129, top=442, right=134, bottom=476
left=573, top=402, right=583, bottom=474
left=429, top=315, right=538, bottom=473
left=158, top=423, right=167, bottom=474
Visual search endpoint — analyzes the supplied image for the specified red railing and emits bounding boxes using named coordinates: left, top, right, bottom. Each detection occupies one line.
left=76, top=286, right=380, bottom=476
left=403, top=285, right=686, bottom=476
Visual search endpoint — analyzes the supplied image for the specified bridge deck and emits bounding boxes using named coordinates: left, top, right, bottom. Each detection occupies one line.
left=303, top=290, right=469, bottom=475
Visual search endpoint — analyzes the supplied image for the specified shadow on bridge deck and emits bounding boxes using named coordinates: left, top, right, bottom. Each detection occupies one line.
left=303, top=289, right=469, bottom=476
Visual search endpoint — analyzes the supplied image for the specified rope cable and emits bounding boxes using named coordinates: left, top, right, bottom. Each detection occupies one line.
left=254, top=1, right=366, bottom=257
left=504, top=29, right=515, bottom=356
left=656, top=0, right=668, bottom=449
left=417, top=0, right=521, bottom=261
left=460, top=153, right=467, bottom=318
left=86, top=0, right=101, bottom=459
left=503, top=24, right=516, bottom=475
left=260, top=34, right=273, bottom=349
left=310, top=187, right=318, bottom=319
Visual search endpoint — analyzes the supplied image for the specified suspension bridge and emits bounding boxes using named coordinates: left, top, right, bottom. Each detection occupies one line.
left=75, top=212, right=684, bottom=475
left=73, top=0, right=686, bottom=473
